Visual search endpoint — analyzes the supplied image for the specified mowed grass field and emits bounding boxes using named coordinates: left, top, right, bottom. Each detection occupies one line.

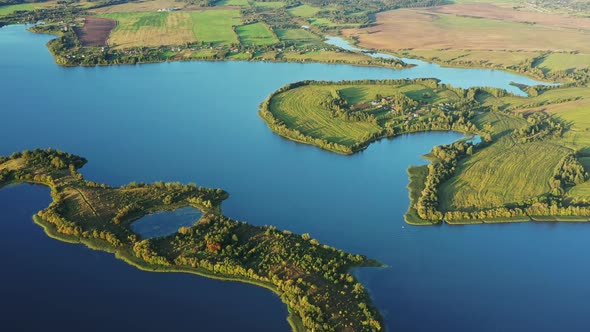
left=236, top=22, right=278, bottom=46
left=537, top=53, right=590, bottom=74
left=253, top=1, right=285, bottom=9
left=99, top=9, right=241, bottom=47
left=288, top=4, right=320, bottom=18
left=0, top=3, right=33, bottom=16
left=270, top=85, right=382, bottom=146
left=269, top=83, right=461, bottom=146
left=276, top=28, right=323, bottom=47
left=542, top=99, right=590, bottom=199
left=190, top=10, right=241, bottom=45
left=481, top=86, right=590, bottom=111
left=439, top=112, right=571, bottom=211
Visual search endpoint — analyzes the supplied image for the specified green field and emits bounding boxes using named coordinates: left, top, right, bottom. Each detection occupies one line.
left=288, top=4, right=321, bottom=17
left=400, top=49, right=541, bottom=70
left=105, top=11, right=168, bottom=31
left=537, top=53, right=590, bottom=74
left=405, top=165, right=433, bottom=225
left=236, top=22, right=278, bottom=46
left=190, top=10, right=241, bottom=46
left=269, top=85, right=383, bottom=146
left=253, top=1, right=285, bottom=9
left=481, top=86, right=590, bottom=111
left=276, top=28, right=322, bottom=47
left=439, top=113, right=570, bottom=210
left=99, top=10, right=241, bottom=47
left=99, top=11, right=193, bottom=47
left=266, top=81, right=464, bottom=147
left=0, top=3, right=33, bottom=16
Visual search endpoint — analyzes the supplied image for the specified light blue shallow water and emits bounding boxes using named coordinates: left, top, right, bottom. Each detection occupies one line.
left=1, top=25, right=589, bottom=332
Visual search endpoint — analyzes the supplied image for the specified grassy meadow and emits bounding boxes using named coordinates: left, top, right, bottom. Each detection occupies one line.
left=269, top=85, right=383, bottom=146
left=288, top=4, right=321, bottom=18
left=0, top=3, right=33, bottom=16
left=439, top=113, right=570, bottom=210
left=99, top=9, right=241, bottom=47
left=236, top=22, right=278, bottom=46
left=405, top=165, right=433, bottom=225
left=268, top=82, right=463, bottom=147
left=190, top=10, right=241, bottom=46
left=276, top=28, right=323, bottom=47
left=537, top=53, right=590, bottom=74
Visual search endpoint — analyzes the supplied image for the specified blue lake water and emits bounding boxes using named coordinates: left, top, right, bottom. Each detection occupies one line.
left=1, top=24, right=590, bottom=332
left=131, top=207, right=203, bottom=239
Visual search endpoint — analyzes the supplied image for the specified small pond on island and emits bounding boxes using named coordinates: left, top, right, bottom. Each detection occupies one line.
left=131, top=207, right=203, bottom=239
left=1, top=24, right=590, bottom=332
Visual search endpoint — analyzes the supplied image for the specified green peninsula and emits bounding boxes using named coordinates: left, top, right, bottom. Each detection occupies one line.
left=260, top=79, right=590, bottom=225
left=0, top=149, right=383, bottom=332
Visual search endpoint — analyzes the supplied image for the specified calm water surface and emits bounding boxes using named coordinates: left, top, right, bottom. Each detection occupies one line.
left=132, top=207, right=203, bottom=239
left=1, top=25, right=590, bottom=332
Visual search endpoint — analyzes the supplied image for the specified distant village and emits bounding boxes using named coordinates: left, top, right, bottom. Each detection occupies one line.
left=352, top=95, right=458, bottom=120
left=157, top=7, right=181, bottom=12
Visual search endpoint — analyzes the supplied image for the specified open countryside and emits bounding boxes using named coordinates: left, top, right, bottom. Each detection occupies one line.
left=3, top=0, right=590, bottom=331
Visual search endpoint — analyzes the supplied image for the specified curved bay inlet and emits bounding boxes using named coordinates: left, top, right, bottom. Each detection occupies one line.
left=2, top=24, right=590, bottom=332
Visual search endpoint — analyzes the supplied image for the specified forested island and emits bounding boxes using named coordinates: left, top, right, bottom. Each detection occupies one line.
left=0, top=149, right=383, bottom=332
left=260, top=79, right=590, bottom=225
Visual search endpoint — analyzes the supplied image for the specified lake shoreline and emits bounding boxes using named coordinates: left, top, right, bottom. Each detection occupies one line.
left=0, top=23, right=563, bottom=84
left=0, top=149, right=384, bottom=332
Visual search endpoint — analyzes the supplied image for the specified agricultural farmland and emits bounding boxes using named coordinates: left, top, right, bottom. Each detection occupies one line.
left=189, top=9, right=241, bottom=46
left=99, top=11, right=196, bottom=48
left=74, top=16, right=116, bottom=47
left=438, top=112, right=570, bottom=211
left=236, top=22, right=278, bottom=46
left=0, top=3, right=32, bottom=16
left=98, top=9, right=241, bottom=48
left=343, top=8, right=590, bottom=53
left=261, top=79, right=471, bottom=152
left=342, top=2, right=590, bottom=78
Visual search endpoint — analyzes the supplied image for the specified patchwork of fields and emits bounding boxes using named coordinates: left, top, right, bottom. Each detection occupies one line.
left=92, top=2, right=345, bottom=49
left=343, top=2, right=590, bottom=76
left=98, top=9, right=242, bottom=47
